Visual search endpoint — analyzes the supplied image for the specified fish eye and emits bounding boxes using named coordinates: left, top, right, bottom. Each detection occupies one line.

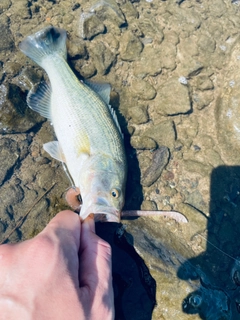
left=111, top=188, right=119, bottom=198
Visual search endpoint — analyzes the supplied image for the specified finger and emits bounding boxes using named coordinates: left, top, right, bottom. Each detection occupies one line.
left=79, top=215, right=113, bottom=294
left=38, top=210, right=81, bottom=282
left=40, top=210, right=81, bottom=248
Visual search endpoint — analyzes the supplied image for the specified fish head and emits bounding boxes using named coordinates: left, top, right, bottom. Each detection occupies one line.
left=79, top=156, right=126, bottom=222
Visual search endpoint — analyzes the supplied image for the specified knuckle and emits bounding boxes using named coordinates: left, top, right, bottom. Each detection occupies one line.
left=30, top=233, right=59, bottom=261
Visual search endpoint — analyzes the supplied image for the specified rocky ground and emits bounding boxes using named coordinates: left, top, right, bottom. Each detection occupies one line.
left=1, top=0, right=240, bottom=319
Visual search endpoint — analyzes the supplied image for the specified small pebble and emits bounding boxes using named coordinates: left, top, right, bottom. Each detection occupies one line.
left=178, top=76, right=188, bottom=85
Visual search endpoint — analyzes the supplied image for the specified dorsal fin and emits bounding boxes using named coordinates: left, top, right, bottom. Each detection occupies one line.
left=84, top=80, right=123, bottom=138
left=84, top=80, right=111, bottom=105
left=27, top=81, right=52, bottom=120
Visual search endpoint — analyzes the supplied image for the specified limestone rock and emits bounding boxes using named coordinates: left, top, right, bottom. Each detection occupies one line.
left=133, top=46, right=162, bottom=78
left=0, top=83, right=43, bottom=134
left=141, top=146, right=170, bottom=187
left=0, top=138, right=19, bottom=185
left=14, top=67, right=42, bottom=92
left=198, top=34, right=216, bottom=54
left=91, top=0, right=126, bottom=27
left=0, top=22, right=14, bottom=53
left=119, top=31, right=143, bottom=61
left=80, top=13, right=105, bottom=40
left=88, top=40, right=116, bottom=75
left=130, top=135, right=157, bottom=150
left=131, top=78, right=156, bottom=100
left=158, top=41, right=177, bottom=70
left=193, top=91, right=214, bottom=110
left=155, top=78, right=191, bottom=115
left=196, top=76, right=214, bottom=91
left=128, top=105, right=149, bottom=124
left=141, top=200, right=158, bottom=211
left=0, top=0, right=11, bottom=14
left=144, top=120, right=176, bottom=151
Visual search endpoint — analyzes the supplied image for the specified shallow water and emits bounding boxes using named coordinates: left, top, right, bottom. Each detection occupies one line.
left=1, top=0, right=240, bottom=319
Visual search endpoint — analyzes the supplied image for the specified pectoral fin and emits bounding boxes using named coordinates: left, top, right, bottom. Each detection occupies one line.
left=43, top=141, right=66, bottom=162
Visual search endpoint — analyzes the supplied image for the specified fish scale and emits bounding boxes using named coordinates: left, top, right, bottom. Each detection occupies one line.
left=44, top=56, right=124, bottom=161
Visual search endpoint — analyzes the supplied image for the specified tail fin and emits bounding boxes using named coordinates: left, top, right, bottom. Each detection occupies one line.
left=19, top=26, right=67, bottom=66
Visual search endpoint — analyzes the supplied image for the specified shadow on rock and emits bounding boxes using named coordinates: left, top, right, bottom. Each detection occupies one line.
left=96, top=222, right=156, bottom=320
left=178, top=166, right=240, bottom=320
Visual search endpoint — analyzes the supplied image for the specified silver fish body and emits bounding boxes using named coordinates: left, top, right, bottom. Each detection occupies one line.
left=19, top=26, right=127, bottom=222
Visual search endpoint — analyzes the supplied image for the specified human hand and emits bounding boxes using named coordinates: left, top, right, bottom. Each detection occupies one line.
left=0, top=210, right=114, bottom=320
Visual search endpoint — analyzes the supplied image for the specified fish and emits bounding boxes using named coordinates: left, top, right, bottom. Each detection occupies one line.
left=19, top=26, right=127, bottom=222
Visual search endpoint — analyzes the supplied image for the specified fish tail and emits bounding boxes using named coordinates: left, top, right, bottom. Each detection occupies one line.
left=19, top=26, right=67, bottom=66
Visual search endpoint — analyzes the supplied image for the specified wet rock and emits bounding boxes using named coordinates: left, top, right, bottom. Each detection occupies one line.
left=0, top=83, right=44, bottom=134
left=193, top=91, right=214, bottom=110
left=75, top=59, right=97, bottom=79
left=178, top=36, right=199, bottom=59
left=167, top=5, right=201, bottom=33
left=0, top=221, right=6, bottom=234
left=155, top=78, right=191, bottom=115
left=144, top=120, right=176, bottom=151
left=130, top=135, right=157, bottom=150
left=1, top=183, right=24, bottom=208
left=158, top=41, right=177, bottom=70
left=164, top=30, right=179, bottom=46
left=141, top=200, right=158, bottom=211
left=196, top=75, right=214, bottom=91
left=88, top=40, right=116, bottom=75
left=0, top=138, right=19, bottom=185
left=209, top=0, right=226, bottom=17
left=14, top=67, right=42, bottom=92
left=80, top=13, right=105, bottom=40
left=91, top=0, right=126, bottom=27
left=11, top=0, right=31, bottom=19
left=133, top=46, right=162, bottom=78
left=198, top=34, right=216, bottom=54
left=120, top=1, right=138, bottom=20
left=185, top=189, right=208, bottom=214
left=131, top=78, right=156, bottom=100
left=177, top=59, right=204, bottom=78
left=0, top=0, right=11, bottom=13
left=175, top=203, right=207, bottom=238
left=3, top=61, right=22, bottom=77
left=68, top=39, right=87, bottom=59
left=215, top=40, right=240, bottom=165
left=119, top=31, right=143, bottom=61
left=63, top=13, right=74, bottom=25
left=36, top=165, right=57, bottom=189
left=138, top=19, right=164, bottom=43
left=141, top=147, right=170, bottom=187
left=182, top=159, right=212, bottom=176
left=0, top=21, right=15, bottom=56
left=128, top=105, right=149, bottom=124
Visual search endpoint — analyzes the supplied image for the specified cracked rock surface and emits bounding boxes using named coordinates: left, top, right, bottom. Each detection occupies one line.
left=1, top=0, right=240, bottom=319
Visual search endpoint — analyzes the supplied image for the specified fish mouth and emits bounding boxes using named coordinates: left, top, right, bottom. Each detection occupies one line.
left=80, top=203, right=121, bottom=222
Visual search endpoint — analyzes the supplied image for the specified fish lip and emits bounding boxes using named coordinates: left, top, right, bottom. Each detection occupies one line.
left=80, top=204, right=121, bottom=222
